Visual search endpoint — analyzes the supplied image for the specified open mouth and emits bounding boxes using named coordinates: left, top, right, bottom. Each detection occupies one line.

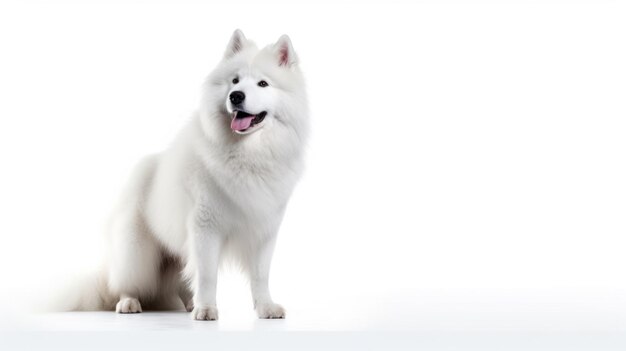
left=230, top=110, right=267, bottom=133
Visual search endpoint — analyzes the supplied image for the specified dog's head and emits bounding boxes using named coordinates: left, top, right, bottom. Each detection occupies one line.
left=202, top=30, right=308, bottom=143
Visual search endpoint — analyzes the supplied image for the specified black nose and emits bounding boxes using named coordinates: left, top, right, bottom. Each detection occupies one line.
left=229, top=91, right=245, bottom=105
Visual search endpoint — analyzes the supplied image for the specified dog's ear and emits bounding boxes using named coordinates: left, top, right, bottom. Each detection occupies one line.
left=224, top=29, right=247, bottom=58
left=274, top=35, right=298, bottom=68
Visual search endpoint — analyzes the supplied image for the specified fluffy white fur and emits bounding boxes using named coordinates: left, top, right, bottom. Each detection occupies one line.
left=66, top=30, right=308, bottom=320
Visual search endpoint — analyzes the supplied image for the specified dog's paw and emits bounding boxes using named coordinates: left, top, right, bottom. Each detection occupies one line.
left=255, top=303, right=286, bottom=319
left=191, top=306, right=219, bottom=321
left=115, top=297, right=142, bottom=313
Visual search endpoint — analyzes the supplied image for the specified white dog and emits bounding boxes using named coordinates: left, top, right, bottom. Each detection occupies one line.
left=68, top=30, right=308, bottom=320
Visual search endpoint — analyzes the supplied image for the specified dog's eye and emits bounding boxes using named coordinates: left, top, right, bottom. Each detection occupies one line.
left=232, top=78, right=239, bottom=84
left=258, top=80, right=269, bottom=87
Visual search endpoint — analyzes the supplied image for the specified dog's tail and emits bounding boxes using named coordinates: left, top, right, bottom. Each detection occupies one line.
left=46, top=269, right=116, bottom=312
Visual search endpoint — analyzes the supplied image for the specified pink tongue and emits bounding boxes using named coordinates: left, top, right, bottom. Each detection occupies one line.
left=230, top=115, right=255, bottom=131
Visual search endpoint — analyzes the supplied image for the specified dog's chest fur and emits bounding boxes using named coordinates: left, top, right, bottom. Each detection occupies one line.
left=193, top=141, right=301, bottom=234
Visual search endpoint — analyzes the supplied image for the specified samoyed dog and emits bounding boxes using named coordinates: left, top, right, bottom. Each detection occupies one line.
left=67, top=30, right=308, bottom=320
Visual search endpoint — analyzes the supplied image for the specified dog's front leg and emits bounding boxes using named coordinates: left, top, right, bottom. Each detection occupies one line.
left=250, top=235, right=286, bottom=319
left=189, top=216, right=223, bottom=321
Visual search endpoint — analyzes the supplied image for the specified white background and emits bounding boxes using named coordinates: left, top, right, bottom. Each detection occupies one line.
left=0, top=0, right=625, bottom=344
